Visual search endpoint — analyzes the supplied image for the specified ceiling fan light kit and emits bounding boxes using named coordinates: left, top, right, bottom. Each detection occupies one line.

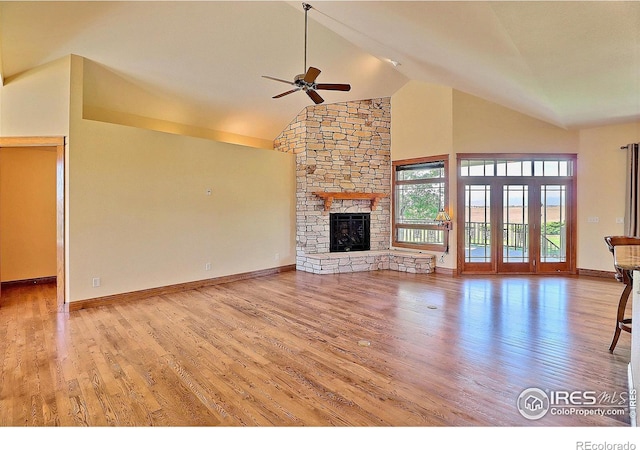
left=262, top=2, right=351, bottom=105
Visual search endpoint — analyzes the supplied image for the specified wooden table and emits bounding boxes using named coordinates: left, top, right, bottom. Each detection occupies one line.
left=612, top=245, right=639, bottom=426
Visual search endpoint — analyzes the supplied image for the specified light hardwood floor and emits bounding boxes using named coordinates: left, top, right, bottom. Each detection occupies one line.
left=0, top=271, right=633, bottom=426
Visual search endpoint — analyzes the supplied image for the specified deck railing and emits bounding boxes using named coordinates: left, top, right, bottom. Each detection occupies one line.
left=396, top=221, right=444, bottom=245
left=465, top=222, right=563, bottom=258
left=398, top=221, right=564, bottom=259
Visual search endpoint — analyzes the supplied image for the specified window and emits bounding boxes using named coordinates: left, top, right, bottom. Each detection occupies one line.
left=393, top=155, right=449, bottom=251
left=460, top=157, right=574, bottom=177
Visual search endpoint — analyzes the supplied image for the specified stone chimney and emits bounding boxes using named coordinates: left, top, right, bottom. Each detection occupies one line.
left=274, top=98, right=392, bottom=268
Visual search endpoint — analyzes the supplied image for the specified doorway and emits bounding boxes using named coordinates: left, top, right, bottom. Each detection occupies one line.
left=0, top=137, right=65, bottom=311
left=457, top=154, right=577, bottom=275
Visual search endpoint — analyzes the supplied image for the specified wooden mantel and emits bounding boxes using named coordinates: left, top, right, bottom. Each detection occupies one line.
left=313, top=192, right=389, bottom=211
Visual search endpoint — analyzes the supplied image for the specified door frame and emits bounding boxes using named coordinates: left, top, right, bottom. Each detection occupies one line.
left=0, top=136, right=66, bottom=311
left=456, top=153, right=577, bottom=275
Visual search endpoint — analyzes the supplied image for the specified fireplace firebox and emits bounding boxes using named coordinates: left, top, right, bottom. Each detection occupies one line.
left=330, top=213, right=370, bottom=252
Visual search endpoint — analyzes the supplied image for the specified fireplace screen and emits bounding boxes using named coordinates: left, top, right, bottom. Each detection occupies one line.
left=330, top=213, right=371, bottom=252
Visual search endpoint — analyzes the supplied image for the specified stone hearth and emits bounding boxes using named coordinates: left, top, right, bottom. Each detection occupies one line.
left=297, top=250, right=435, bottom=275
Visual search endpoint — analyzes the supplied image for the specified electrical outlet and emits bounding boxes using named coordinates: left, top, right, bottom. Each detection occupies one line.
left=616, top=217, right=624, bottom=224
left=587, top=216, right=599, bottom=223
left=206, top=188, right=212, bottom=196
left=205, top=262, right=212, bottom=271
left=92, top=277, right=101, bottom=288
left=274, top=253, right=280, bottom=261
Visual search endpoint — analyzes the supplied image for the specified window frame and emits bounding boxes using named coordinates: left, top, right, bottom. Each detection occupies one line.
left=392, top=155, right=450, bottom=252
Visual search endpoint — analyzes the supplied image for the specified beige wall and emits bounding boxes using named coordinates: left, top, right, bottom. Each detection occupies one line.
left=452, top=90, right=579, bottom=155
left=66, top=56, right=295, bottom=302
left=392, top=82, right=640, bottom=273
left=0, top=147, right=57, bottom=281
left=577, top=122, right=640, bottom=271
left=453, top=94, right=640, bottom=272
left=67, top=118, right=295, bottom=302
left=0, top=57, right=70, bottom=137
left=1, top=55, right=295, bottom=303
left=391, top=81, right=581, bottom=271
left=452, top=90, right=580, bottom=271
left=391, top=81, right=457, bottom=268
left=391, top=81, right=453, bottom=161
left=81, top=59, right=273, bottom=150
left=0, top=57, right=69, bottom=285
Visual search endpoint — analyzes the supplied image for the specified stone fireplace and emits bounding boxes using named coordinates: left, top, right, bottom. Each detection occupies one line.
left=275, top=97, right=435, bottom=275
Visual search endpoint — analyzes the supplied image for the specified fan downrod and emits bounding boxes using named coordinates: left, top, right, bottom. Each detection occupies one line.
left=303, top=2, right=312, bottom=74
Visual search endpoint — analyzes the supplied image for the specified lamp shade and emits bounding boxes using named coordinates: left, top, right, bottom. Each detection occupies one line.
left=435, top=209, right=451, bottom=222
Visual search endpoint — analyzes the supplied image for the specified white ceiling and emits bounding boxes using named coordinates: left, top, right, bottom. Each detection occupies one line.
left=1, top=1, right=639, bottom=141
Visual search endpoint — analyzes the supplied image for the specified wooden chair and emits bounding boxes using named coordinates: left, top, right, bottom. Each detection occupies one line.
left=604, top=236, right=636, bottom=352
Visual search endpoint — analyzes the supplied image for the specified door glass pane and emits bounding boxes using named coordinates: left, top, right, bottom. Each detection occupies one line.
left=534, top=161, right=544, bottom=176
left=503, top=185, right=529, bottom=263
left=543, top=161, right=560, bottom=176
left=559, top=161, right=569, bottom=176
left=506, top=161, right=522, bottom=176
left=465, top=185, right=491, bottom=262
left=541, top=185, right=567, bottom=262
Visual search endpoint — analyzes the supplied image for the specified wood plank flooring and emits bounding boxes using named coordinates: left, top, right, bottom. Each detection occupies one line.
left=0, top=271, right=633, bottom=426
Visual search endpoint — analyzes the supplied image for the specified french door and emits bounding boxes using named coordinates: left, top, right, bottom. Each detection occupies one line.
left=458, top=155, right=576, bottom=274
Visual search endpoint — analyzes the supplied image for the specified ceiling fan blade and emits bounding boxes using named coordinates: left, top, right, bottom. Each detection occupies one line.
left=262, top=75, right=295, bottom=85
left=315, top=83, right=351, bottom=92
left=306, top=89, right=324, bottom=104
left=273, top=88, right=301, bottom=99
left=303, top=66, right=321, bottom=84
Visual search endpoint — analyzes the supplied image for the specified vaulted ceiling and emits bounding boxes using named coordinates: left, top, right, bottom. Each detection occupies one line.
left=1, top=1, right=639, bottom=141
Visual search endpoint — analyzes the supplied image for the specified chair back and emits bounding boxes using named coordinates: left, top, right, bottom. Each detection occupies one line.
left=604, top=235, right=640, bottom=284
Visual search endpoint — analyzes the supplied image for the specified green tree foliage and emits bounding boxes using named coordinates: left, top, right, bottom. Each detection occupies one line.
left=398, top=184, right=442, bottom=222
left=542, top=221, right=564, bottom=235
left=396, top=165, right=445, bottom=223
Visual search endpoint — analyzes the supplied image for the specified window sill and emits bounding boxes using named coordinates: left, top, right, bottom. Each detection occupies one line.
left=392, top=241, right=447, bottom=252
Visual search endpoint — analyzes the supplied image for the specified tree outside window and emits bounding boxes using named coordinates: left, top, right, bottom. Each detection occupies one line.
left=393, top=156, right=449, bottom=251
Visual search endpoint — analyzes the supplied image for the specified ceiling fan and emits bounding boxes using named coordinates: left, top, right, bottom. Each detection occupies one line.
left=262, top=2, right=351, bottom=105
